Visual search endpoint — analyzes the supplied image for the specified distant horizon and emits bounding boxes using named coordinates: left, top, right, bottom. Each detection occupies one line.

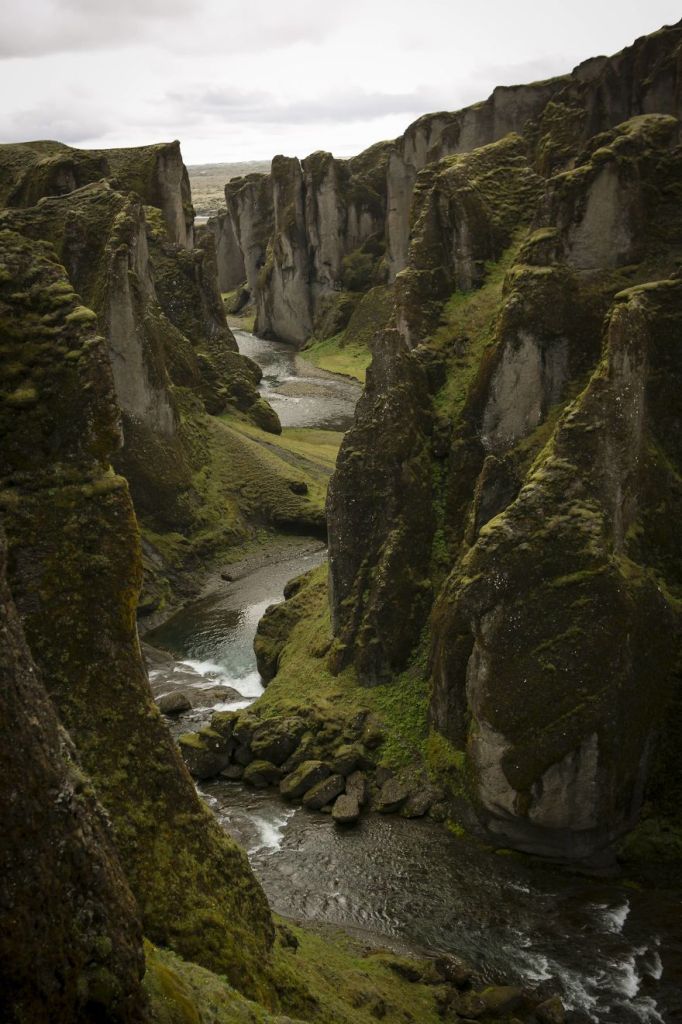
left=1, top=1, right=680, bottom=165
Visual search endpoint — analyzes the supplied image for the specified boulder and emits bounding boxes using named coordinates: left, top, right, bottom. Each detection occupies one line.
left=210, top=710, right=240, bottom=740
left=178, top=729, right=233, bottom=779
left=434, top=954, right=472, bottom=990
left=234, top=743, right=253, bottom=767
left=220, top=764, right=244, bottom=781
left=191, top=685, right=243, bottom=707
left=401, top=788, right=436, bottom=818
left=535, top=996, right=566, bottom=1024
left=346, top=770, right=369, bottom=807
left=250, top=718, right=304, bottom=765
left=243, top=760, right=283, bottom=788
left=302, top=774, right=345, bottom=810
left=478, top=986, right=525, bottom=1017
left=157, top=691, right=192, bottom=715
left=376, top=779, right=409, bottom=813
left=332, top=794, right=360, bottom=825
left=142, top=642, right=174, bottom=667
left=329, top=743, right=365, bottom=776
left=280, top=760, right=330, bottom=800
left=451, top=992, right=486, bottom=1019
left=361, top=716, right=385, bottom=749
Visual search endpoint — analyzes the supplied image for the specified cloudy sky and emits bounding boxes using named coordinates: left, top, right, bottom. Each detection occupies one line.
left=0, top=0, right=679, bottom=164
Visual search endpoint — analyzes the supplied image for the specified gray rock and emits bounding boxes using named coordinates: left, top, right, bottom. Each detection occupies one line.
left=535, top=996, right=566, bottom=1024
left=329, top=743, right=365, bottom=776
left=243, top=760, right=283, bottom=788
left=178, top=729, right=232, bottom=780
left=478, top=986, right=525, bottom=1018
left=280, top=760, right=330, bottom=800
left=302, top=774, right=345, bottom=810
left=429, top=801, right=448, bottom=822
left=220, top=763, right=244, bottom=781
left=234, top=743, right=253, bottom=767
left=376, top=778, right=409, bottom=813
left=250, top=718, right=304, bottom=766
left=332, top=794, right=360, bottom=825
left=346, top=770, right=369, bottom=807
left=401, top=788, right=435, bottom=818
left=191, top=685, right=243, bottom=707
left=157, top=691, right=192, bottom=715
left=375, top=766, right=394, bottom=786
left=142, top=642, right=174, bottom=667
left=434, top=954, right=472, bottom=989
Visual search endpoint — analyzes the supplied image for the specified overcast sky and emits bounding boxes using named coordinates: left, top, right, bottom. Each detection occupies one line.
left=0, top=0, right=680, bottom=164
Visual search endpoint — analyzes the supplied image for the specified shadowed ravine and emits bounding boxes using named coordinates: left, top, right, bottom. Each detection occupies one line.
left=146, top=331, right=682, bottom=1024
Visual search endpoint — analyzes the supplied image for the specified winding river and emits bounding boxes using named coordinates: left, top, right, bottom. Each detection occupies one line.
left=145, top=329, right=681, bottom=1024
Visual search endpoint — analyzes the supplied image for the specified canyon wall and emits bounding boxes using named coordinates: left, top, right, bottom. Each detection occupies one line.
left=0, top=226, right=276, bottom=1000
left=258, top=20, right=682, bottom=863
left=210, top=22, right=682, bottom=353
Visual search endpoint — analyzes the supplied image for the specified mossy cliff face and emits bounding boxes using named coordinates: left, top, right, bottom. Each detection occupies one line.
left=0, top=168, right=280, bottom=556
left=214, top=147, right=389, bottom=347
left=224, top=171, right=274, bottom=298
left=322, top=24, right=682, bottom=861
left=0, top=528, right=147, bottom=1024
left=0, top=229, right=275, bottom=999
left=212, top=20, right=682, bottom=356
left=327, top=329, right=434, bottom=684
left=431, top=285, right=680, bottom=859
left=395, top=134, right=543, bottom=346
left=257, top=156, right=314, bottom=344
left=0, top=139, right=193, bottom=248
left=206, top=208, right=246, bottom=292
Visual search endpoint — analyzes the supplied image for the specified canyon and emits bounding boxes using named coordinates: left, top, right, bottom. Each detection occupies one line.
left=1, top=16, right=682, bottom=1024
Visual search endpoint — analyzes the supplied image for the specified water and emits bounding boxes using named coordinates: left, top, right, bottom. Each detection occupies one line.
left=147, top=332, right=682, bottom=1024
left=200, top=783, right=681, bottom=1024
left=145, top=540, right=327, bottom=727
left=234, top=328, right=361, bottom=431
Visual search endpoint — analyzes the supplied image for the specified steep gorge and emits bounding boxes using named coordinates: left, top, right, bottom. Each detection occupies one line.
left=3, top=17, right=682, bottom=1024
left=228, top=20, right=682, bottom=867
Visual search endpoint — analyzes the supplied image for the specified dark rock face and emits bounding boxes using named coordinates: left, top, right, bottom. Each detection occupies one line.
left=327, top=329, right=435, bottom=684
left=207, top=21, right=682, bottom=357
left=323, top=22, right=682, bottom=860
left=0, top=530, right=146, bottom=1024
left=0, top=229, right=275, bottom=999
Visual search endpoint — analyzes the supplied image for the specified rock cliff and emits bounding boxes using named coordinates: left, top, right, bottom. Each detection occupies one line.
left=211, top=20, right=682, bottom=365
left=0, top=228, right=276, bottom=997
left=0, top=527, right=147, bottom=1024
left=269, top=21, right=682, bottom=863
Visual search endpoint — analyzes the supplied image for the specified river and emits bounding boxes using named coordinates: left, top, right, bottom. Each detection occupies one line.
left=145, top=329, right=681, bottom=1024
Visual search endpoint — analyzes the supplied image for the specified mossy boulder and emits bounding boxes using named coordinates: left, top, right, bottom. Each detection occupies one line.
left=302, top=773, right=345, bottom=810
left=178, top=729, right=233, bottom=780
left=280, top=760, right=330, bottom=800
left=243, top=760, right=283, bottom=788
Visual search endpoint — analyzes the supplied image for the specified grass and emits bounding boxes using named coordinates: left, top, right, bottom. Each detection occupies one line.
left=145, top=922, right=446, bottom=1024
left=223, top=418, right=343, bottom=510
left=253, top=565, right=433, bottom=778
left=302, top=333, right=371, bottom=382
left=432, top=241, right=521, bottom=422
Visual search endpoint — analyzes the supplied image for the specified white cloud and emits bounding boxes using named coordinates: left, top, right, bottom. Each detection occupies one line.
left=0, top=0, right=679, bottom=162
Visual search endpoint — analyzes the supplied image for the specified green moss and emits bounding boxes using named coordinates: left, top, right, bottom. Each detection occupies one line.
left=302, top=334, right=371, bottom=382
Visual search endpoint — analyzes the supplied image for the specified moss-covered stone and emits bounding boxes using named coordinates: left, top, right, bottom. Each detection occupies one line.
left=0, top=229, right=276, bottom=1001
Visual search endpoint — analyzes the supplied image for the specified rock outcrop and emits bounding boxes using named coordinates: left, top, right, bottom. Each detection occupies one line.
left=0, top=228, right=275, bottom=999
left=209, top=20, right=682, bottom=357
left=0, top=139, right=194, bottom=247
left=0, top=527, right=147, bottom=1024
left=321, top=21, right=682, bottom=860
